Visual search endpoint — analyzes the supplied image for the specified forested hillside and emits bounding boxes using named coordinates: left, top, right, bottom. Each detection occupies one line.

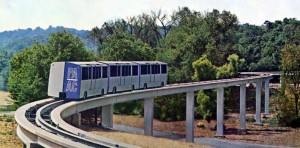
left=0, top=26, right=96, bottom=90
left=0, top=26, right=95, bottom=52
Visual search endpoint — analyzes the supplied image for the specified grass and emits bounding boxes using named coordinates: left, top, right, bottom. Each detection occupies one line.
left=82, top=125, right=211, bottom=148
left=0, top=104, right=18, bottom=111
left=0, top=115, right=22, bottom=148
left=111, top=113, right=300, bottom=147
left=0, top=91, right=22, bottom=148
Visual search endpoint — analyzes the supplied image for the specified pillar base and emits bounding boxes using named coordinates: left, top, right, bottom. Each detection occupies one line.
left=214, top=135, right=225, bottom=138
left=237, top=129, right=247, bottom=135
left=254, top=122, right=263, bottom=126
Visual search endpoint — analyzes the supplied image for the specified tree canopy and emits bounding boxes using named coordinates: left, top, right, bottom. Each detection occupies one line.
left=8, top=31, right=94, bottom=105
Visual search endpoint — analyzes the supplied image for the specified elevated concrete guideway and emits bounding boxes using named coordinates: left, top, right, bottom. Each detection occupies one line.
left=16, top=73, right=273, bottom=147
left=51, top=74, right=272, bottom=143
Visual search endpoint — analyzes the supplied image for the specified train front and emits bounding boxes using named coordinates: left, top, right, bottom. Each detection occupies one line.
left=48, top=62, right=82, bottom=100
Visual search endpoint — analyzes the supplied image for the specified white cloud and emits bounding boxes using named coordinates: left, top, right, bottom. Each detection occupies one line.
left=0, top=0, right=300, bottom=31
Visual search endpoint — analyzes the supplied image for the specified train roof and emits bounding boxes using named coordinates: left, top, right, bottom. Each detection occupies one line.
left=132, top=61, right=166, bottom=64
left=68, top=61, right=107, bottom=66
left=99, top=61, right=166, bottom=65
left=98, top=61, right=136, bottom=65
left=52, top=61, right=167, bottom=66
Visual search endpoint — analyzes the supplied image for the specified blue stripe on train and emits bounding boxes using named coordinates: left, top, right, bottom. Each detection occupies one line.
left=63, top=62, right=81, bottom=99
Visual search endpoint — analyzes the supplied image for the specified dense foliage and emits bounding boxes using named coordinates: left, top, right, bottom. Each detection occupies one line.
left=0, top=50, right=13, bottom=90
left=276, top=43, right=300, bottom=127
left=8, top=31, right=94, bottom=105
left=192, top=54, right=244, bottom=120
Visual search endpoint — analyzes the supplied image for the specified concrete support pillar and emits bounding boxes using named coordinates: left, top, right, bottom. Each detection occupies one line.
left=186, top=91, right=194, bottom=143
left=264, top=80, right=270, bottom=115
left=255, top=81, right=263, bottom=125
left=73, top=113, right=81, bottom=127
left=94, top=107, right=98, bottom=125
left=144, top=98, right=154, bottom=136
left=238, top=84, right=247, bottom=134
left=216, top=87, right=225, bottom=137
left=101, top=104, right=113, bottom=128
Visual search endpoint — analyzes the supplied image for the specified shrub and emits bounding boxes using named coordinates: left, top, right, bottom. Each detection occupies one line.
left=6, top=117, right=13, bottom=122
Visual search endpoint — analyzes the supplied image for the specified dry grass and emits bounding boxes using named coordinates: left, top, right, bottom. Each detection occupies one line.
left=113, top=114, right=300, bottom=147
left=0, top=91, right=13, bottom=107
left=0, top=116, right=22, bottom=148
left=0, top=91, right=22, bottom=148
left=82, top=125, right=210, bottom=148
left=114, top=115, right=216, bottom=137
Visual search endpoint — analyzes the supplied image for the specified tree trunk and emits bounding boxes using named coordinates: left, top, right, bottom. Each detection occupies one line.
left=295, top=93, right=299, bottom=116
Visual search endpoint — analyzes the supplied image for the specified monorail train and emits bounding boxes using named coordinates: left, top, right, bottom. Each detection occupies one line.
left=48, top=61, right=167, bottom=100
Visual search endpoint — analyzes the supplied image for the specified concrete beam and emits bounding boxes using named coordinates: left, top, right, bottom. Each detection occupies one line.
left=238, top=84, right=247, bottom=134
left=101, top=104, right=113, bottom=128
left=186, top=91, right=194, bottom=143
left=144, top=98, right=154, bottom=136
left=264, top=80, right=270, bottom=115
left=26, top=142, right=43, bottom=148
left=255, top=81, right=263, bottom=126
left=216, top=87, right=225, bottom=137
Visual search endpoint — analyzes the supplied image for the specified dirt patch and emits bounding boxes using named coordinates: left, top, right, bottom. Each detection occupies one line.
left=0, top=91, right=13, bottom=107
left=112, top=114, right=300, bottom=147
left=81, top=125, right=210, bottom=148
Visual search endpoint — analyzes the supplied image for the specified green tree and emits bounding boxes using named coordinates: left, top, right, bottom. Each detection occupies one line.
left=195, top=90, right=216, bottom=123
left=192, top=55, right=217, bottom=81
left=193, top=54, right=244, bottom=122
left=99, top=29, right=155, bottom=61
left=98, top=29, right=155, bottom=116
left=280, top=44, right=300, bottom=116
left=0, top=50, right=13, bottom=90
left=8, top=30, right=94, bottom=105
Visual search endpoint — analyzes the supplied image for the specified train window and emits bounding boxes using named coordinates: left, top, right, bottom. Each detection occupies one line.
left=93, top=67, right=101, bottom=79
left=82, top=67, right=89, bottom=80
left=117, top=65, right=121, bottom=76
left=148, top=65, right=151, bottom=74
left=157, top=65, right=161, bottom=74
left=110, top=66, right=117, bottom=77
left=132, top=65, right=138, bottom=76
left=122, top=65, right=128, bottom=76
left=141, top=65, right=147, bottom=75
left=152, top=64, right=160, bottom=74
left=151, top=65, right=155, bottom=74
left=161, top=64, right=167, bottom=74
left=93, top=67, right=97, bottom=79
left=88, top=67, right=92, bottom=79
left=102, top=67, right=107, bottom=78
left=128, top=65, right=131, bottom=76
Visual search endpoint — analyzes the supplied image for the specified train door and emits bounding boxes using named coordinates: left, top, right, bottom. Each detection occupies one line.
left=90, top=65, right=96, bottom=90
left=124, top=65, right=132, bottom=86
left=94, top=65, right=101, bottom=90
left=118, top=64, right=122, bottom=86
left=140, top=64, right=151, bottom=88
left=150, top=64, right=154, bottom=85
left=152, top=64, right=161, bottom=85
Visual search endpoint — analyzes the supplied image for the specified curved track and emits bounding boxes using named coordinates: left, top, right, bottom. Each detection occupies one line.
left=16, top=74, right=273, bottom=148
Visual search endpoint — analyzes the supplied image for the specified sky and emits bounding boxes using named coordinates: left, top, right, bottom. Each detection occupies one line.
left=0, top=0, right=300, bottom=32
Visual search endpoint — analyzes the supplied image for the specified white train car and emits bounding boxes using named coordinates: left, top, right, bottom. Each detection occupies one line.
left=133, top=61, right=167, bottom=89
left=48, top=61, right=167, bottom=100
